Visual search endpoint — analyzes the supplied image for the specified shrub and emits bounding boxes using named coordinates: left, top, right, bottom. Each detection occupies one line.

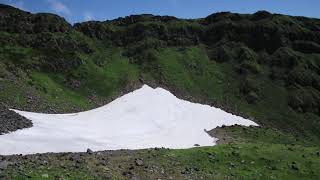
left=216, top=45, right=235, bottom=62
left=271, top=47, right=300, bottom=68
left=287, top=67, right=314, bottom=86
left=237, top=46, right=257, bottom=63
left=240, top=77, right=259, bottom=94
left=238, top=61, right=261, bottom=74
left=288, top=88, right=320, bottom=113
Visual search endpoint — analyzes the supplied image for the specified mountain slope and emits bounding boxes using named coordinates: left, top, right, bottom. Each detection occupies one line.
left=1, top=4, right=320, bottom=142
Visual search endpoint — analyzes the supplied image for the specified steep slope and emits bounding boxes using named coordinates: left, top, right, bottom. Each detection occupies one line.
left=1, top=4, right=320, bottom=142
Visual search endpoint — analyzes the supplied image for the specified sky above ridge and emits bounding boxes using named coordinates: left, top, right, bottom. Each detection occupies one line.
left=1, top=0, right=319, bottom=24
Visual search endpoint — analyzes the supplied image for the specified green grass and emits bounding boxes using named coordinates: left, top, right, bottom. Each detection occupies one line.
left=0, top=80, right=28, bottom=107
left=30, top=71, right=92, bottom=110
left=4, top=142, right=320, bottom=180
left=71, top=48, right=140, bottom=97
left=155, top=46, right=226, bottom=100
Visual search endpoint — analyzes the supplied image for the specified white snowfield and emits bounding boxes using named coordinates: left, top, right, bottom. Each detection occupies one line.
left=0, top=85, right=258, bottom=155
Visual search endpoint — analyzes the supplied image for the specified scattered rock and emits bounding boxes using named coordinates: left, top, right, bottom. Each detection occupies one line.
left=98, top=160, right=108, bottom=166
left=229, top=162, right=236, bottom=168
left=69, top=154, right=81, bottom=162
left=0, top=105, right=33, bottom=135
left=182, top=168, right=190, bottom=174
left=86, top=148, right=93, bottom=154
left=135, top=159, right=144, bottom=166
left=122, top=171, right=133, bottom=176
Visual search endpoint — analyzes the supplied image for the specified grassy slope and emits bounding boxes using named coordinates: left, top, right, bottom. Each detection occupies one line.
left=151, top=46, right=320, bottom=143
left=1, top=44, right=320, bottom=179
left=1, top=9, right=320, bottom=141
left=0, top=34, right=141, bottom=112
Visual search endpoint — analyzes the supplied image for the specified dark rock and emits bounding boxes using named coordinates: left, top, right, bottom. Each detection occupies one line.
left=122, top=171, right=133, bottom=176
left=229, top=162, right=236, bottom=168
left=291, top=163, right=299, bottom=170
left=55, top=176, right=62, bottom=180
left=0, top=105, right=33, bottom=135
left=181, top=167, right=192, bottom=175
left=86, top=148, right=93, bottom=154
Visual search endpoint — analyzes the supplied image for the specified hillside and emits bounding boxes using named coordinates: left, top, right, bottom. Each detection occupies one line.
left=1, top=4, right=320, bottom=141
left=1, top=4, right=320, bottom=179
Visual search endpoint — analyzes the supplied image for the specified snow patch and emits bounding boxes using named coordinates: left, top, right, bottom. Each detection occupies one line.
left=0, top=85, right=258, bottom=155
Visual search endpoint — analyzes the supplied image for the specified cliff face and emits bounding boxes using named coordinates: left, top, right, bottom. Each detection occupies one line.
left=1, top=4, right=320, bottom=142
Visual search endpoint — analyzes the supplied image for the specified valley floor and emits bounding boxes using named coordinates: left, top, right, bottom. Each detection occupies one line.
left=1, top=126, right=320, bottom=180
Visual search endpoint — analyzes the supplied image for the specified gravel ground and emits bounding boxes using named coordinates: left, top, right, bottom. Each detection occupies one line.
left=0, top=105, right=32, bottom=135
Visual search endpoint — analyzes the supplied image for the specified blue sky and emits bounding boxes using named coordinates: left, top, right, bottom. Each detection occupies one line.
left=1, top=0, right=319, bottom=24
